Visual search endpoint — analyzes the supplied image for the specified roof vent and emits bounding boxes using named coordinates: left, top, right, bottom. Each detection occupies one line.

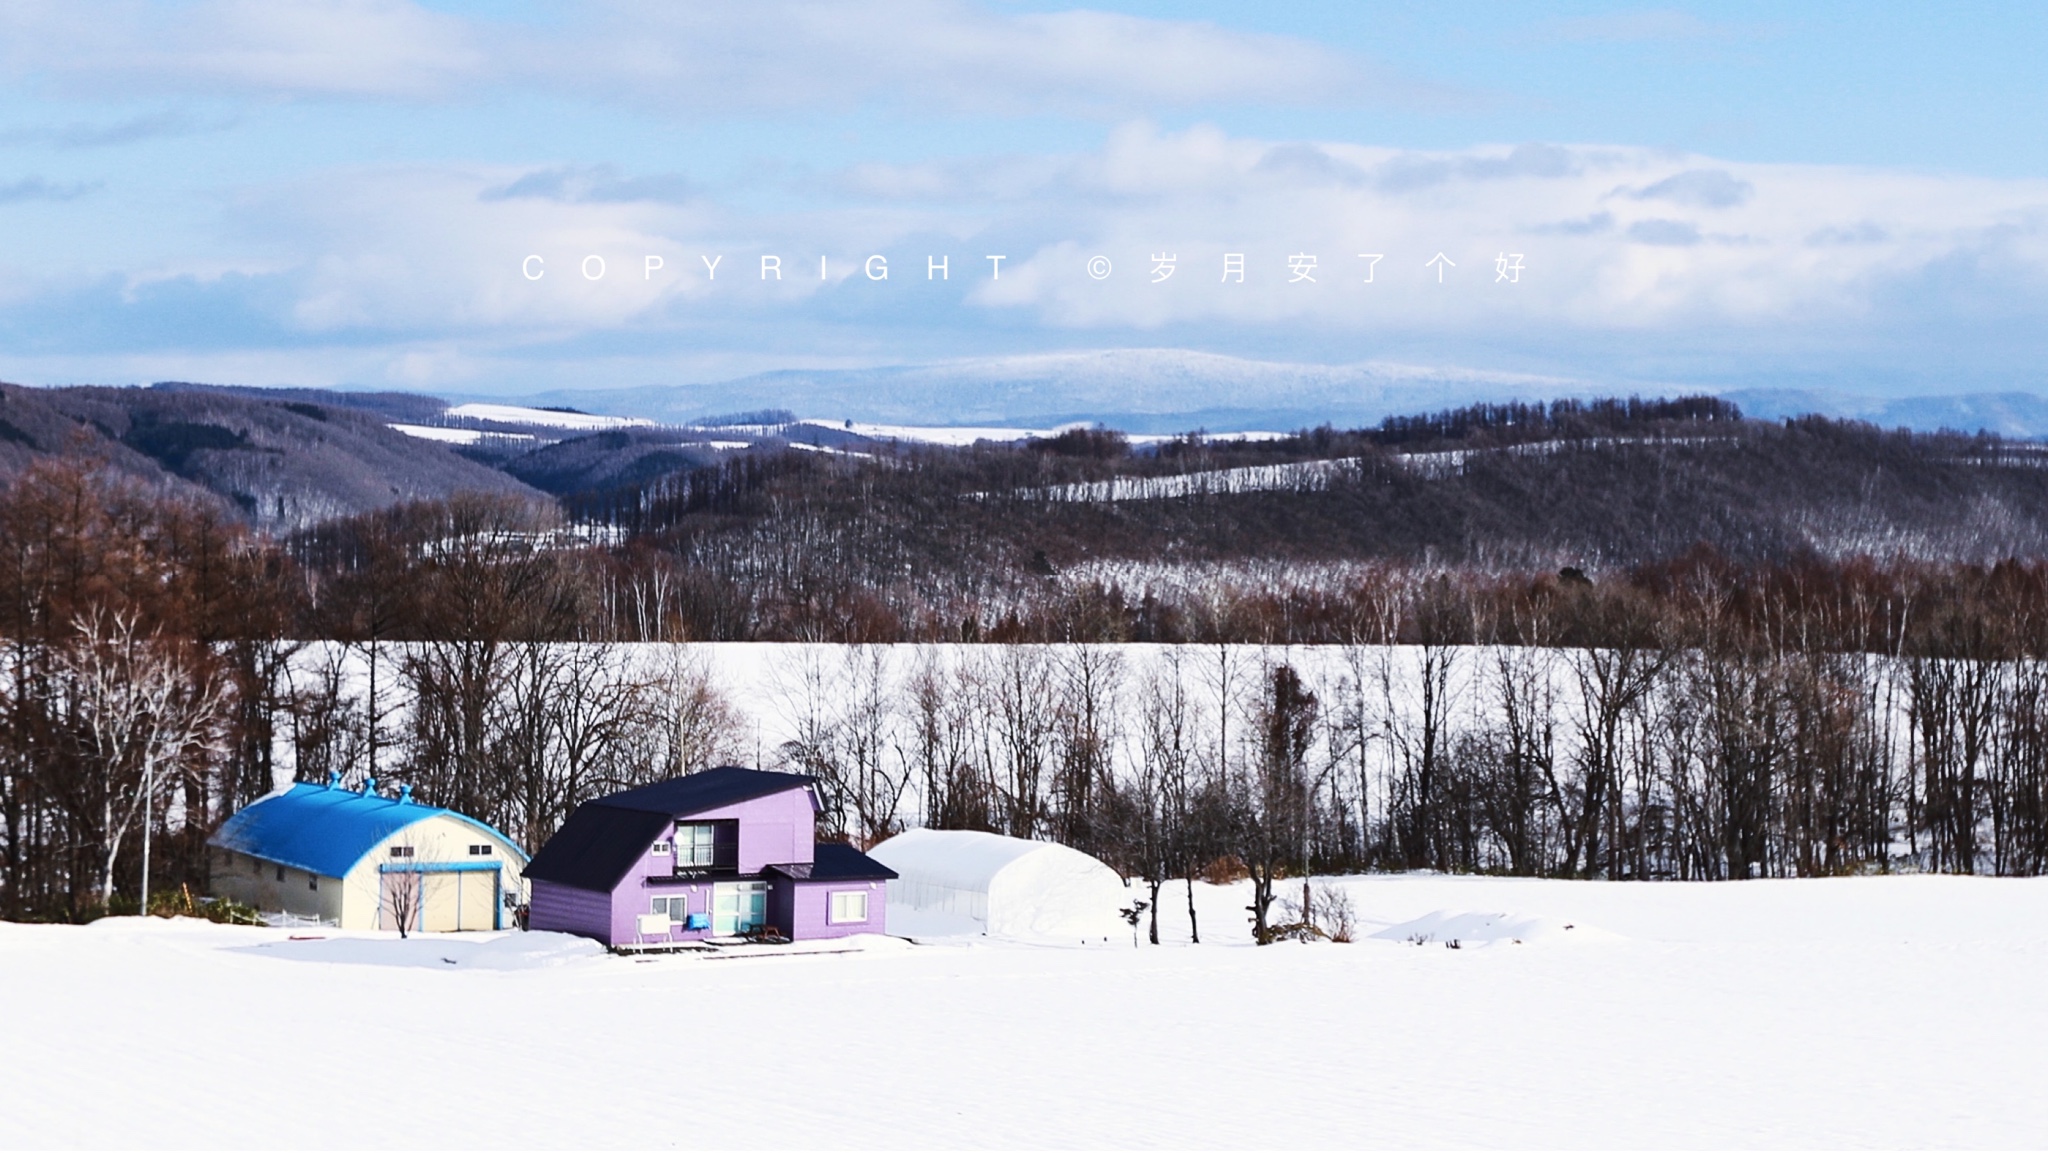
left=362, top=776, right=377, bottom=797
left=325, top=770, right=339, bottom=789
left=398, top=784, right=413, bottom=804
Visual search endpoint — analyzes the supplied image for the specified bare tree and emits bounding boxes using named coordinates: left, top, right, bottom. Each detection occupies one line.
left=987, top=646, right=1056, bottom=839
left=380, top=833, right=425, bottom=939
left=840, top=646, right=908, bottom=847
left=1237, top=662, right=1319, bottom=944
left=655, top=646, right=746, bottom=778
left=770, top=645, right=851, bottom=836
left=1051, top=645, right=1124, bottom=853
left=496, top=639, right=666, bottom=853
left=1136, top=648, right=1207, bottom=943
left=901, top=649, right=989, bottom=831
left=52, top=608, right=225, bottom=907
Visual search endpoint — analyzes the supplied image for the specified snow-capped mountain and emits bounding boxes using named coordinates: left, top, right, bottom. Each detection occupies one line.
left=494, top=349, right=1595, bottom=433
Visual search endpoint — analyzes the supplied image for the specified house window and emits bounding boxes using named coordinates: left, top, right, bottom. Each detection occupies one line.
left=469, top=844, right=492, bottom=856
left=674, top=824, right=716, bottom=868
left=308, top=876, right=318, bottom=891
left=651, top=841, right=671, bottom=856
left=650, top=895, right=689, bottom=920
left=275, top=866, right=285, bottom=882
left=829, top=891, right=869, bottom=924
left=389, top=846, right=414, bottom=858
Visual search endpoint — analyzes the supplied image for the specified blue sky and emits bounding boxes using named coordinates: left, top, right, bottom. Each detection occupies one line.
left=2, top=1, right=2046, bottom=402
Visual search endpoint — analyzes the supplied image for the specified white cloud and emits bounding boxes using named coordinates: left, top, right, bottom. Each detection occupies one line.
left=0, top=0, right=1383, bottom=113
left=0, top=0, right=483, bottom=99
left=254, top=129, right=2048, bottom=344
left=532, top=1, right=1378, bottom=115
left=1627, top=168, right=1754, bottom=209
left=960, top=126, right=2048, bottom=334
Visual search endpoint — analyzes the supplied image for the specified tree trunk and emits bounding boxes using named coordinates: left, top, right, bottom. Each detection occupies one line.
left=1247, top=862, right=1276, bottom=944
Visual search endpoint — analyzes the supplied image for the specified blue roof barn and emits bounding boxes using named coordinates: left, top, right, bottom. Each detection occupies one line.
left=209, top=777, right=528, bottom=931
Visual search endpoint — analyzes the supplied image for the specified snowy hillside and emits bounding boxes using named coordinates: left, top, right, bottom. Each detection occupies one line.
left=6, top=873, right=2046, bottom=1147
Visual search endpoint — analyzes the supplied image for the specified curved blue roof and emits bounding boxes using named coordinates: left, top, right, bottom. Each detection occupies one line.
left=210, top=782, right=528, bottom=879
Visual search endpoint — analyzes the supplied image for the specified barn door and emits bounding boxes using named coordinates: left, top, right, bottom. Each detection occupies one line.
left=422, top=873, right=461, bottom=932
left=458, top=870, right=497, bottom=931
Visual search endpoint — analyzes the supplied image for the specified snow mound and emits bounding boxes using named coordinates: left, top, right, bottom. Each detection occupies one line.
left=870, top=828, right=1132, bottom=945
left=239, top=931, right=605, bottom=970
left=1370, top=910, right=1617, bottom=947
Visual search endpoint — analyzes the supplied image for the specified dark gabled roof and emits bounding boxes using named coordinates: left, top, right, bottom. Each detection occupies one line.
left=765, top=842, right=898, bottom=882
left=522, top=804, right=672, bottom=893
left=525, top=767, right=819, bottom=893
left=596, top=766, right=817, bottom=817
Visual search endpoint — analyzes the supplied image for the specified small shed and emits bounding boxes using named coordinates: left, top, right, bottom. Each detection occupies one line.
left=209, top=778, right=529, bottom=931
left=867, top=828, right=1130, bottom=944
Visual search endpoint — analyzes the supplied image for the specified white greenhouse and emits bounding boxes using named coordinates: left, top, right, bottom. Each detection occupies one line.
left=868, top=828, right=1131, bottom=944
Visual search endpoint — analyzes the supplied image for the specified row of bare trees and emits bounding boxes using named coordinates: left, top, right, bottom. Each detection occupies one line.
left=740, top=628, right=2048, bottom=942
left=286, top=638, right=746, bottom=854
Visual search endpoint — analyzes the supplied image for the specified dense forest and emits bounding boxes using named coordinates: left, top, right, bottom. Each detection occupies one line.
left=7, top=395, right=2048, bottom=933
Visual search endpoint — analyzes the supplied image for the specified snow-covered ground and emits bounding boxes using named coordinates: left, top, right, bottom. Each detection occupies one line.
left=386, top=423, right=539, bottom=446
left=5, top=873, right=2046, bottom=1148
left=796, top=418, right=1291, bottom=448
left=798, top=418, right=1083, bottom=446
left=444, top=403, right=653, bottom=430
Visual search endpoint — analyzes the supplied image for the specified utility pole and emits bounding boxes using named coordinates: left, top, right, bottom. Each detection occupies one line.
left=139, top=755, right=153, bottom=917
left=1302, top=778, right=1311, bottom=930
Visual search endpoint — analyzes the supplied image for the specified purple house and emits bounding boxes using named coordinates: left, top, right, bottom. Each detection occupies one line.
left=524, top=766, right=895, bottom=947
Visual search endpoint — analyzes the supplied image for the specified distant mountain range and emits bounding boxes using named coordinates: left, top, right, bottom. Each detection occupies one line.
left=481, top=350, right=1591, bottom=434
left=1720, top=389, right=2048, bottom=440
left=478, top=349, right=2048, bottom=439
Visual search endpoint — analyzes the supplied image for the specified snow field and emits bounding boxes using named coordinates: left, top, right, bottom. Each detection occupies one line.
left=4, top=873, right=2047, bottom=1148
left=387, top=424, right=537, bottom=446
left=442, top=403, right=652, bottom=431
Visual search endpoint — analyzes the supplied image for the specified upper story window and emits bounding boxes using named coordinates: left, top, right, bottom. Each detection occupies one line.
left=674, top=823, right=717, bottom=868
left=389, top=846, right=415, bottom=858
left=469, top=844, right=493, bottom=856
